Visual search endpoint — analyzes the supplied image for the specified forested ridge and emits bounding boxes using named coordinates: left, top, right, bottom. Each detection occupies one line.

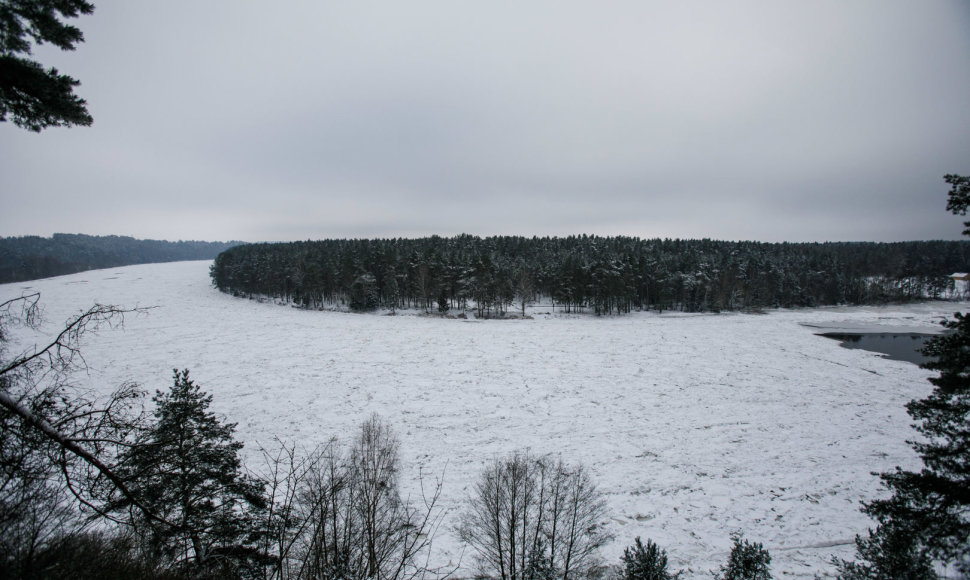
left=0, top=234, right=243, bottom=283
left=210, top=235, right=970, bottom=315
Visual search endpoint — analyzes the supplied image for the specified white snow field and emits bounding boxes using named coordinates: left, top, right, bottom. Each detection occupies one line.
left=2, top=260, right=962, bottom=578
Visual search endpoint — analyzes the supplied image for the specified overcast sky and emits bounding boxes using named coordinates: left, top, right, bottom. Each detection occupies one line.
left=2, top=1, right=969, bottom=243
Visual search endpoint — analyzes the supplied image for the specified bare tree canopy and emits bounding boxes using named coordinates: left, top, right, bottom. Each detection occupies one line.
left=0, top=293, right=158, bottom=523
left=255, top=414, right=444, bottom=580
left=459, top=450, right=611, bottom=580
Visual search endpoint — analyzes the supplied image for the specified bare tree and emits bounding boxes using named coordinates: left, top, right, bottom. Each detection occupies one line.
left=413, top=264, right=434, bottom=313
left=257, top=415, right=444, bottom=580
left=543, top=461, right=608, bottom=580
left=459, top=451, right=611, bottom=580
left=515, top=267, right=535, bottom=318
left=0, top=401, right=80, bottom=576
left=297, top=439, right=366, bottom=580
left=255, top=438, right=323, bottom=580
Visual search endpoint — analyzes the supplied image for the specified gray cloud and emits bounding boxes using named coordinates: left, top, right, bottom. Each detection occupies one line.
left=1, top=1, right=968, bottom=242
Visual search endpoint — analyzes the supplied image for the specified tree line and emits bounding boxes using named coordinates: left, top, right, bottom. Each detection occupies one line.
left=211, top=236, right=970, bottom=315
left=0, top=234, right=243, bottom=284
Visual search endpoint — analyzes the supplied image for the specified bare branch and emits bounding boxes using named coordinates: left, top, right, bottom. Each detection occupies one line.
left=0, top=295, right=169, bottom=531
left=1, top=303, right=151, bottom=380
left=0, top=388, right=167, bottom=526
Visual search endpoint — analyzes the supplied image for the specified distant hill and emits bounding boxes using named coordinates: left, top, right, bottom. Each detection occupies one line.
left=0, top=234, right=244, bottom=283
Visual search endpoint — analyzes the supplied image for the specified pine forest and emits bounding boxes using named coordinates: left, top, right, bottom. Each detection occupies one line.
left=210, top=236, right=970, bottom=315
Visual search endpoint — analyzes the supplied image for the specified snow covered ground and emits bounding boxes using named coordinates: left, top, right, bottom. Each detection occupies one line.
left=2, top=260, right=962, bottom=578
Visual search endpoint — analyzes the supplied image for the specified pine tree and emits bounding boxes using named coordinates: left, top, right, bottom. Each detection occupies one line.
left=834, top=523, right=937, bottom=579
left=714, top=533, right=771, bottom=580
left=436, top=288, right=449, bottom=313
left=859, top=313, right=970, bottom=575
left=0, top=0, right=95, bottom=131
left=619, top=537, right=680, bottom=580
left=113, top=369, right=267, bottom=577
left=944, top=174, right=970, bottom=236
left=840, top=175, right=970, bottom=577
left=525, top=537, right=555, bottom=580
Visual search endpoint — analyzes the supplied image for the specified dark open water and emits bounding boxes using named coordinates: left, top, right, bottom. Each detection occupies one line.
left=820, top=332, right=938, bottom=366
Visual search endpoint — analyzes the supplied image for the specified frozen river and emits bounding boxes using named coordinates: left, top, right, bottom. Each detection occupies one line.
left=3, top=261, right=962, bottom=578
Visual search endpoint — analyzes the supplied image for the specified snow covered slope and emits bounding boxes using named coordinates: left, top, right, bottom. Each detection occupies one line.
left=2, top=261, right=960, bottom=578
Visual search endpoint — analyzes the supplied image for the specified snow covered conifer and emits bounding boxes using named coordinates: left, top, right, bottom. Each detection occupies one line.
left=619, top=537, right=681, bottom=580
left=714, top=533, right=770, bottom=580
left=833, top=522, right=936, bottom=579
